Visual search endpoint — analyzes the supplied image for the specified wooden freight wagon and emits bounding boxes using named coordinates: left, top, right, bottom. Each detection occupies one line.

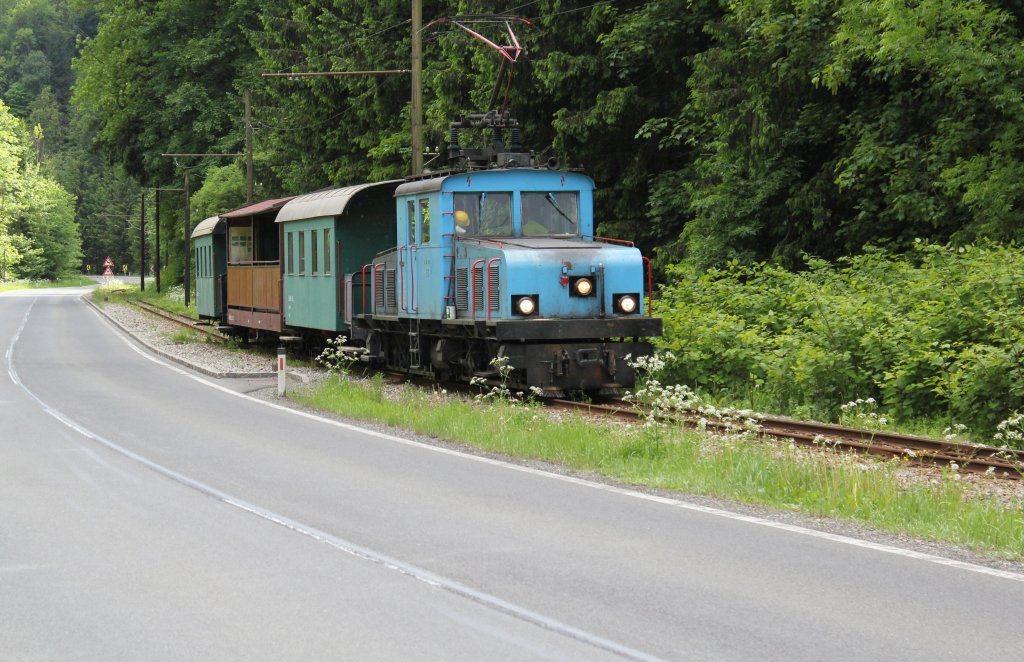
left=221, top=197, right=294, bottom=335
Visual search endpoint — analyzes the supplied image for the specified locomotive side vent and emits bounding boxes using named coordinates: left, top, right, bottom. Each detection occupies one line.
left=456, top=267, right=469, bottom=312
left=488, top=263, right=500, bottom=312
left=472, top=265, right=484, bottom=312
left=385, top=269, right=397, bottom=309
left=374, top=270, right=384, bottom=311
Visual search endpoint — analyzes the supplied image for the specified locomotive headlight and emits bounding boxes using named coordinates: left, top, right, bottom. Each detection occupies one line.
left=514, top=295, right=538, bottom=316
left=573, top=277, right=594, bottom=297
left=614, top=294, right=639, bottom=314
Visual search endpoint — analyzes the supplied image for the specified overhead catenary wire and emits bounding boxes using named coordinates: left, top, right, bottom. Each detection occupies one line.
left=260, top=3, right=614, bottom=80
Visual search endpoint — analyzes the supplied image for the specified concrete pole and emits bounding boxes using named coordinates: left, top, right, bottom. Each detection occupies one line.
left=277, top=347, right=287, bottom=396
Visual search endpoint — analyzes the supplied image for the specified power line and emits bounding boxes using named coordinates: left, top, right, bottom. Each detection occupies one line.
left=532, top=0, right=614, bottom=21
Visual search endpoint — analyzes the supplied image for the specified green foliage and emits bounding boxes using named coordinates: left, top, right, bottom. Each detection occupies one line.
left=316, top=336, right=361, bottom=376
left=0, top=99, right=80, bottom=279
left=190, top=164, right=247, bottom=221
left=677, top=0, right=1024, bottom=268
left=0, top=229, right=25, bottom=279
left=658, top=243, right=1024, bottom=442
left=73, top=0, right=256, bottom=183
left=17, top=172, right=81, bottom=278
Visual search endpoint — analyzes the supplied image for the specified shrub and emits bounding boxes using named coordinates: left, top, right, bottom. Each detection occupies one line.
left=658, top=242, right=1024, bottom=444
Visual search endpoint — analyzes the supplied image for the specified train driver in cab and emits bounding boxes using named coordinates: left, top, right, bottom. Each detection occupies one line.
left=454, top=209, right=473, bottom=235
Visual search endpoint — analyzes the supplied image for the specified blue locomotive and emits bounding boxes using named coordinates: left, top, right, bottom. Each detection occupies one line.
left=359, top=164, right=661, bottom=395
left=192, top=134, right=661, bottom=396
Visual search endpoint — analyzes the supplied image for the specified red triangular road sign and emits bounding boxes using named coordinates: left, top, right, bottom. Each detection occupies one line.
left=103, top=256, right=114, bottom=267
left=103, top=266, right=114, bottom=276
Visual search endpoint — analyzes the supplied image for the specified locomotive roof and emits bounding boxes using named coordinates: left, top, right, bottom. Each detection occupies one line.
left=476, top=236, right=629, bottom=250
left=220, top=196, right=295, bottom=219
left=394, top=168, right=594, bottom=197
left=276, top=180, right=403, bottom=223
left=190, top=215, right=224, bottom=239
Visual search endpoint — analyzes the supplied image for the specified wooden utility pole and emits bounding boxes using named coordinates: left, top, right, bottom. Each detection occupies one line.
left=261, top=1, right=431, bottom=176
left=245, top=89, right=254, bottom=204
left=411, top=0, right=423, bottom=175
left=184, top=172, right=191, bottom=307
left=152, top=186, right=185, bottom=294
left=162, top=153, right=240, bottom=307
left=140, top=193, right=146, bottom=292
left=155, top=189, right=161, bottom=292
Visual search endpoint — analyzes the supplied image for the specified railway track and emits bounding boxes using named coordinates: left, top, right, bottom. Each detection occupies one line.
left=123, top=299, right=1024, bottom=480
left=130, top=300, right=228, bottom=344
left=549, top=399, right=1024, bottom=480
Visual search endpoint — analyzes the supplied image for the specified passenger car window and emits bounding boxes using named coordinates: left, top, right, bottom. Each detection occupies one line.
left=324, top=229, right=331, bottom=275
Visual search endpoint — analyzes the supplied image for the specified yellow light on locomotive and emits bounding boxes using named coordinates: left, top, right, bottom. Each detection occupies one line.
left=574, top=278, right=593, bottom=297
left=617, top=295, right=638, bottom=314
left=516, top=296, right=537, bottom=316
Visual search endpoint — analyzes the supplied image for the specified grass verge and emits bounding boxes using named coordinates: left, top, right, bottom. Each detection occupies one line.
left=293, top=375, right=1024, bottom=560
left=90, top=280, right=197, bottom=319
left=0, top=275, right=95, bottom=292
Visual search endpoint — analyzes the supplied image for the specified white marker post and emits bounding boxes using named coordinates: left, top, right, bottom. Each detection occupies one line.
left=277, top=347, right=286, bottom=396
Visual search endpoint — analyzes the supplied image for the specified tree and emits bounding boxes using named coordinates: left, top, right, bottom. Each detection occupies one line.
left=0, top=99, right=80, bottom=279
left=73, top=0, right=259, bottom=185
left=678, top=0, right=1024, bottom=268
left=0, top=228, right=23, bottom=279
left=191, top=163, right=247, bottom=220
left=17, top=169, right=80, bottom=278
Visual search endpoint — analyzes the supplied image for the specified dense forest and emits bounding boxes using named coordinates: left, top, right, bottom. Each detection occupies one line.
left=3, top=0, right=1024, bottom=277
left=4, top=0, right=1024, bottom=434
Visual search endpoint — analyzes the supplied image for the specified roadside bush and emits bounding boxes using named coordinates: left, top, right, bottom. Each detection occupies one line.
left=658, top=242, right=1024, bottom=444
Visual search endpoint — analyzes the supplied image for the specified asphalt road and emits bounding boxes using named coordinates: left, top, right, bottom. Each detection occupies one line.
left=3, top=287, right=1024, bottom=660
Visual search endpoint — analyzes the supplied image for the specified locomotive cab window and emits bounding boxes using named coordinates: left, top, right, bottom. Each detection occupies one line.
left=453, top=192, right=512, bottom=236
left=521, top=192, right=579, bottom=236
left=406, top=200, right=415, bottom=245
left=419, top=199, right=430, bottom=244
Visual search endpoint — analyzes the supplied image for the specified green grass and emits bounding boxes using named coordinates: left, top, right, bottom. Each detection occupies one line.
left=90, top=280, right=198, bottom=319
left=293, top=375, right=1024, bottom=559
left=167, top=328, right=203, bottom=343
left=0, top=275, right=95, bottom=292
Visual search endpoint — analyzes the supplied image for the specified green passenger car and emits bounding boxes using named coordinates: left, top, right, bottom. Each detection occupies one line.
left=277, top=181, right=400, bottom=334
left=190, top=215, right=227, bottom=321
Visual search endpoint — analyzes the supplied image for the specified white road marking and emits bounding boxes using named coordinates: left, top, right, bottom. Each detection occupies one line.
left=6, top=298, right=660, bottom=662
left=12, top=295, right=1024, bottom=587
left=76, top=300, right=1024, bottom=585
left=0, top=564, right=53, bottom=573
left=0, top=289, right=94, bottom=298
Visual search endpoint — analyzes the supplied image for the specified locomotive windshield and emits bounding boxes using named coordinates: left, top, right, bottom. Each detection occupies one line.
left=453, top=190, right=579, bottom=237
left=453, top=192, right=512, bottom=236
left=521, top=192, right=579, bottom=236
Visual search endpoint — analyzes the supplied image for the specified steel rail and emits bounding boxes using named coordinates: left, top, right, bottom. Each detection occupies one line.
left=130, top=301, right=228, bottom=344
left=548, top=399, right=1024, bottom=480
